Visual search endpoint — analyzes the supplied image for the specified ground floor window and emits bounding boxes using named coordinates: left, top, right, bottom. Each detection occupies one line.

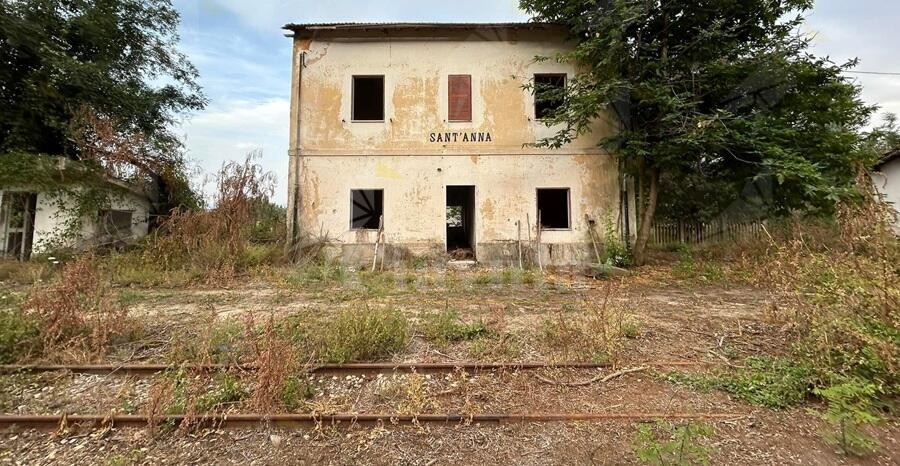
left=537, top=188, right=570, bottom=229
left=351, top=189, right=384, bottom=230
left=98, top=209, right=134, bottom=242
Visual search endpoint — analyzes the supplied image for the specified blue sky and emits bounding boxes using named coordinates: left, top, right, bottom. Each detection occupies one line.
left=171, top=0, right=900, bottom=205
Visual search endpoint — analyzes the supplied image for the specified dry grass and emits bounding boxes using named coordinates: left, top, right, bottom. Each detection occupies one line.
left=539, top=283, right=635, bottom=363
left=21, top=253, right=132, bottom=362
left=112, top=152, right=280, bottom=286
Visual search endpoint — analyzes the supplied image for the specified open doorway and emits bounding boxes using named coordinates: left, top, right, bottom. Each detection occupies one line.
left=0, top=192, right=37, bottom=260
left=446, top=186, right=475, bottom=260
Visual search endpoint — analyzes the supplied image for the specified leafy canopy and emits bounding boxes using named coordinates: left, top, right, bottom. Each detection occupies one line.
left=521, top=0, right=876, bottom=221
left=0, top=0, right=205, bottom=158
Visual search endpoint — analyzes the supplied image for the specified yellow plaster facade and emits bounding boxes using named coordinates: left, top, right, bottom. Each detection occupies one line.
left=285, top=23, right=628, bottom=265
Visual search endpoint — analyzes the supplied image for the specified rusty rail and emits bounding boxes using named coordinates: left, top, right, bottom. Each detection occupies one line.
left=0, top=361, right=715, bottom=376
left=0, top=412, right=748, bottom=430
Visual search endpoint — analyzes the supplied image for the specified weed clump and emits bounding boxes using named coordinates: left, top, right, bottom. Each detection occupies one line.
left=421, top=310, right=487, bottom=348
left=0, top=308, right=39, bottom=363
left=539, top=285, right=634, bottom=362
left=320, top=307, right=409, bottom=363
left=632, top=421, right=715, bottom=466
left=665, top=357, right=814, bottom=409
left=22, top=254, right=131, bottom=361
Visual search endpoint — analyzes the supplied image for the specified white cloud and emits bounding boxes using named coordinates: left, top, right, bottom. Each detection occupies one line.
left=177, top=98, right=291, bottom=205
left=199, top=0, right=528, bottom=33
left=804, top=0, right=900, bottom=127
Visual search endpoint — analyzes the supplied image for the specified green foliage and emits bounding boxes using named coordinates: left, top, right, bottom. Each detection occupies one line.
left=521, top=0, right=877, bottom=263
left=320, top=308, right=409, bottom=363
left=249, top=201, right=287, bottom=243
left=0, top=308, right=40, bottom=363
left=0, top=0, right=205, bottom=156
left=280, top=374, right=315, bottom=411
left=632, top=421, right=715, bottom=466
left=421, top=310, right=488, bottom=347
left=195, top=372, right=249, bottom=412
left=164, top=369, right=248, bottom=414
left=600, top=216, right=631, bottom=267
left=468, top=333, right=523, bottom=361
left=665, top=357, right=814, bottom=409
left=814, top=378, right=883, bottom=456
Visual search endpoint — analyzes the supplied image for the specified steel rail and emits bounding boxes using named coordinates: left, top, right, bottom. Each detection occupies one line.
left=0, top=361, right=715, bottom=376
left=0, top=412, right=748, bottom=430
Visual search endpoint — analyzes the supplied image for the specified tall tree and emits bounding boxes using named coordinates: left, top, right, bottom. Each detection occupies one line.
left=0, top=0, right=205, bottom=204
left=521, top=0, right=875, bottom=264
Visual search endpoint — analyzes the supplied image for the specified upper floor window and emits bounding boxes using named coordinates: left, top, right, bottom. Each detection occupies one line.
left=534, top=74, right=567, bottom=120
left=448, top=75, right=472, bottom=122
left=352, top=76, right=384, bottom=121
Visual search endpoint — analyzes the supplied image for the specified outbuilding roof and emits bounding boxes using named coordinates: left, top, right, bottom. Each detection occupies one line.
left=875, top=149, right=900, bottom=170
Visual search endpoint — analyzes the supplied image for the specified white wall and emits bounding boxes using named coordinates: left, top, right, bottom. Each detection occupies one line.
left=874, top=159, right=900, bottom=233
left=1, top=187, right=151, bottom=255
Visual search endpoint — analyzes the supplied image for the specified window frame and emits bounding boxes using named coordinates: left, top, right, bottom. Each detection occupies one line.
left=350, top=189, right=385, bottom=231
left=533, top=73, right=567, bottom=121
left=447, top=74, right=473, bottom=123
left=351, top=75, right=386, bottom=122
left=536, top=187, right=572, bottom=231
left=98, top=209, right=135, bottom=239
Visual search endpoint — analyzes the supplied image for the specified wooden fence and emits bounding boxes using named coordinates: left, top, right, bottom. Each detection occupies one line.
left=649, top=220, right=766, bottom=246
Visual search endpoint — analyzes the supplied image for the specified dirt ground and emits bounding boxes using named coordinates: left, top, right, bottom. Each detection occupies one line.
left=1, top=266, right=897, bottom=465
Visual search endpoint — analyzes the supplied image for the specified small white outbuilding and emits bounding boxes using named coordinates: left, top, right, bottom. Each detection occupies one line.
left=873, top=149, right=900, bottom=233
left=0, top=182, right=153, bottom=260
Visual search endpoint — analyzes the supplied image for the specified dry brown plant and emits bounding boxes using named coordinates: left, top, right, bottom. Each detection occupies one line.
left=22, top=253, right=128, bottom=361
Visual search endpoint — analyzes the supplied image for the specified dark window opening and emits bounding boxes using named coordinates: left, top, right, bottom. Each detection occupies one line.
left=534, top=74, right=566, bottom=120
left=537, top=188, right=570, bottom=229
left=352, top=76, right=385, bottom=121
left=0, top=192, right=37, bottom=260
left=448, top=75, right=472, bottom=122
left=99, top=210, right=134, bottom=241
left=351, top=189, right=384, bottom=229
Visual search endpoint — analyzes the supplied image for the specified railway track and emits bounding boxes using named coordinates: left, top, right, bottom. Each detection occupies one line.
left=0, top=360, right=740, bottom=431
left=0, top=412, right=749, bottom=430
left=0, top=360, right=716, bottom=376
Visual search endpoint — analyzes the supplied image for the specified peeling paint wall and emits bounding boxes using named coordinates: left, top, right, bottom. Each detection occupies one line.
left=288, top=27, right=625, bottom=265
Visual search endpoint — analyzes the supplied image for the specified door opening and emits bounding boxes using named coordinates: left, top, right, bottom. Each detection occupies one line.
left=0, top=192, right=37, bottom=260
left=446, top=186, right=475, bottom=260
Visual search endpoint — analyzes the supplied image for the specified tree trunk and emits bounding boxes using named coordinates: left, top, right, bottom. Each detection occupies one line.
left=633, top=167, right=660, bottom=266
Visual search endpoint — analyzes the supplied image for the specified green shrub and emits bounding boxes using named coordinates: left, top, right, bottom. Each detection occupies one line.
left=0, top=309, right=39, bottom=363
left=320, top=308, right=409, bottom=363
left=196, top=372, right=249, bottom=412
left=421, top=310, right=488, bottom=347
left=814, top=378, right=883, bottom=456
left=632, top=421, right=715, bottom=466
left=664, top=357, right=814, bottom=409
left=468, top=333, right=523, bottom=361
left=280, top=374, right=315, bottom=411
left=600, top=216, right=632, bottom=267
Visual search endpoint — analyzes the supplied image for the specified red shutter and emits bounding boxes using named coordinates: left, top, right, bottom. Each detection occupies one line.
left=448, top=75, right=472, bottom=122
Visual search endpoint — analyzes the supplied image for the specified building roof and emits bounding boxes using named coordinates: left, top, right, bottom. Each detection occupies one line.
left=875, top=149, right=900, bottom=170
left=283, top=22, right=562, bottom=34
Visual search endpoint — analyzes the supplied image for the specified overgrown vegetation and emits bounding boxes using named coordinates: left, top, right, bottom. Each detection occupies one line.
left=664, top=357, right=814, bottom=409
left=539, top=287, right=633, bottom=363
left=21, top=253, right=135, bottom=361
left=632, top=421, right=715, bottom=466
left=421, top=310, right=488, bottom=348
left=319, top=307, right=409, bottom=363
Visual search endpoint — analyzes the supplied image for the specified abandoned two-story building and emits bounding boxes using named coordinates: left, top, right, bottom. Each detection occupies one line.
left=283, top=22, right=633, bottom=266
